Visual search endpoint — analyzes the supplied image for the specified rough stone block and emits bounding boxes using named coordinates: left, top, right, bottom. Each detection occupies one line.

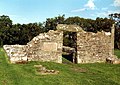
left=42, top=42, right=57, bottom=51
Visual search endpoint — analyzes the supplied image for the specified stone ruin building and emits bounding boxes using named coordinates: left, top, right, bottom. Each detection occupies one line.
left=3, top=24, right=116, bottom=64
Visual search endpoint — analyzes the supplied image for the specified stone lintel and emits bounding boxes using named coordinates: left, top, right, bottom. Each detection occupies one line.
left=56, top=24, right=83, bottom=32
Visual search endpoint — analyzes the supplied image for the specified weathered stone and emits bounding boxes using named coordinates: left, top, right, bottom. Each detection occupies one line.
left=106, top=55, right=120, bottom=64
left=3, top=24, right=117, bottom=64
left=3, top=30, right=63, bottom=63
left=106, top=57, right=115, bottom=63
left=57, top=24, right=83, bottom=32
left=62, top=46, right=75, bottom=54
left=42, top=42, right=57, bottom=51
left=34, top=65, right=59, bottom=75
left=3, top=45, right=27, bottom=63
left=77, top=31, right=114, bottom=63
left=113, top=59, right=120, bottom=64
left=34, top=65, right=43, bottom=68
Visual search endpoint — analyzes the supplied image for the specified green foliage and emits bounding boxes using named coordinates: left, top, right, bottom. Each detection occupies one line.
left=114, top=49, right=120, bottom=58
left=0, top=15, right=12, bottom=28
left=95, top=17, right=114, bottom=32
left=0, top=48, right=120, bottom=85
left=0, top=15, right=44, bottom=45
left=0, top=14, right=119, bottom=49
left=44, top=15, right=65, bottom=32
left=0, top=15, right=12, bottom=46
left=63, top=31, right=77, bottom=48
left=109, top=13, right=120, bottom=49
left=65, top=16, right=114, bottom=32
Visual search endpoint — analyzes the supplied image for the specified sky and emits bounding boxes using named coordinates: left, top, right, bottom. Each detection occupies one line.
left=0, top=0, right=120, bottom=24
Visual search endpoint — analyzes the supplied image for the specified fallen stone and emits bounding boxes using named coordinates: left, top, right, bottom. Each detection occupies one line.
left=34, top=65, right=43, bottom=68
left=106, top=57, right=120, bottom=64
left=113, top=59, right=120, bottom=64
left=34, top=65, right=59, bottom=75
left=106, top=57, right=115, bottom=63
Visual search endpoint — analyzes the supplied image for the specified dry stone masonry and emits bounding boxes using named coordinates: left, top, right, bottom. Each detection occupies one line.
left=77, top=31, right=113, bottom=63
left=3, top=45, right=27, bottom=63
left=26, top=30, right=63, bottom=63
left=4, top=30, right=63, bottom=63
left=3, top=24, right=117, bottom=64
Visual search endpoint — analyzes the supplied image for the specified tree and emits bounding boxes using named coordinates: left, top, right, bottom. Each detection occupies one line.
left=0, top=15, right=13, bottom=46
left=44, top=15, right=65, bottom=32
left=0, top=15, right=44, bottom=46
left=0, top=15, right=12, bottom=28
left=95, top=17, right=114, bottom=32
left=109, top=13, right=120, bottom=49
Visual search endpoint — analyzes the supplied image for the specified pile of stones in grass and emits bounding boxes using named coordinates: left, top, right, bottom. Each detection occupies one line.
left=106, top=56, right=120, bottom=64
left=34, top=65, right=59, bottom=75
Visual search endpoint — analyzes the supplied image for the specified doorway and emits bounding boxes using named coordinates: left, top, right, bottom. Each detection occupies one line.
left=62, top=31, right=77, bottom=63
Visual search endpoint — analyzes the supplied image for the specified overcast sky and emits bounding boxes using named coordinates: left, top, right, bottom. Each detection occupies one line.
left=0, top=0, right=120, bottom=24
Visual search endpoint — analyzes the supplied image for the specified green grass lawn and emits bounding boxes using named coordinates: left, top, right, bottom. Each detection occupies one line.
left=114, top=49, right=120, bottom=58
left=0, top=48, right=120, bottom=85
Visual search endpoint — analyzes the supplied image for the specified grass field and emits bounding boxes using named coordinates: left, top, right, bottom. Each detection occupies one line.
left=114, top=49, right=120, bottom=58
left=0, top=48, right=120, bottom=85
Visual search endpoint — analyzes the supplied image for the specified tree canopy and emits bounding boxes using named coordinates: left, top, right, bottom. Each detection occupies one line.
left=0, top=14, right=120, bottom=49
left=109, top=13, right=120, bottom=49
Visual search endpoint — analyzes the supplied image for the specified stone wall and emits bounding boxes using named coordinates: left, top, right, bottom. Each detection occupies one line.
left=77, top=31, right=113, bottom=63
left=3, top=30, right=63, bottom=63
left=57, top=24, right=116, bottom=63
left=26, top=30, right=63, bottom=63
left=3, top=45, right=27, bottom=63
left=3, top=24, right=116, bottom=64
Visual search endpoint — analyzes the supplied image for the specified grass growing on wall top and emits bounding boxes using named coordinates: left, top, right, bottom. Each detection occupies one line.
left=0, top=48, right=120, bottom=85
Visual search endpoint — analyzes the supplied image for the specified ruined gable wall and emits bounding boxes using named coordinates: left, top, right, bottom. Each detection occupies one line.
left=3, top=30, right=63, bottom=63
left=77, top=31, right=112, bottom=63
left=26, top=30, right=63, bottom=63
